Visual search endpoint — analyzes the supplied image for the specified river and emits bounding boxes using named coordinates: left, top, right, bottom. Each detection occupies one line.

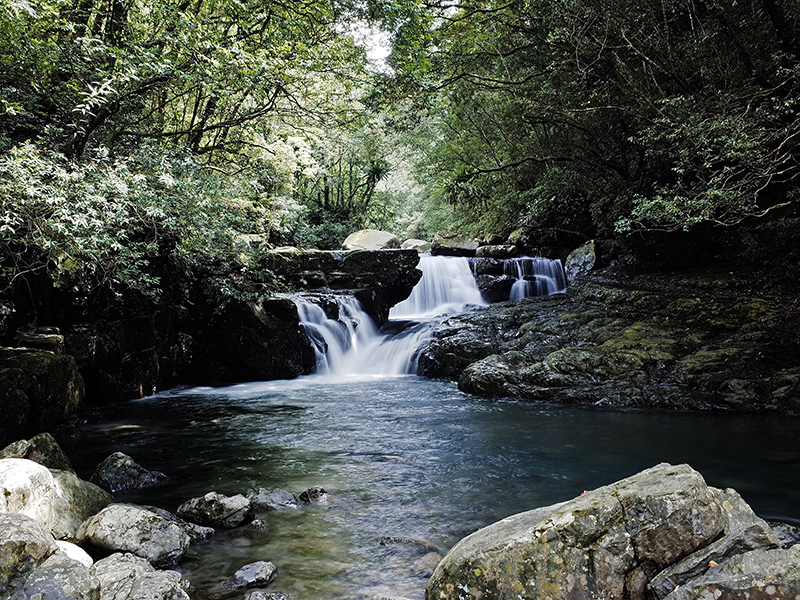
left=69, top=373, right=800, bottom=600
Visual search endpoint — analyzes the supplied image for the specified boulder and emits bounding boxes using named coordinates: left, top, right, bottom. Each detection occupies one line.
left=426, top=463, right=731, bottom=600
left=0, top=458, right=59, bottom=528
left=342, top=229, right=401, bottom=251
left=143, top=506, right=215, bottom=541
left=401, top=239, right=433, bottom=253
left=91, top=552, right=190, bottom=600
left=247, top=488, right=299, bottom=511
left=0, top=348, right=85, bottom=448
left=475, top=245, right=518, bottom=259
left=244, top=592, right=290, bottom=600
left=177, top=492, right=255, bottom=528
left=213, top=561, right=279, bottom=597
left=564, top=239, right=596, bottom=281
left=475, top=275, right=515, bottom=303
left=662, top=546, right=800, bottom=600
left=0, top=432, right=75, bottom=472
left=90, top=452, right=167, bottom=493
left=9, top=552, right=100, bottom=600
left=50, top=469, right=113, bottom=540
left=0, top=512, right=59, bottom=597
left=55, top=541, right=94, bottom=568
left=431, top=232, right=479, bottom=257
left=78, top=504, right=190, bottom=567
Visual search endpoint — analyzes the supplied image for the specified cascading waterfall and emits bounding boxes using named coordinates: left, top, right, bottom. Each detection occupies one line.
left=504, top=257, right=566, bottom=301
left=389, top=255, right=487, bottom=319
left=295, top=296, right=433, bottom=377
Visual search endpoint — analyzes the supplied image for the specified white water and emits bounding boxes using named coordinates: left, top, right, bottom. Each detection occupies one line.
left=505, top=257, right=566, bottom=300
left=389, top=255, right=487, bottom=319
left=295, top=296, right=432, bottom=377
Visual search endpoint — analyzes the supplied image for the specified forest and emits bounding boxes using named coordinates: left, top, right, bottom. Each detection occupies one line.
left=1, top=0, right=799, bottom=301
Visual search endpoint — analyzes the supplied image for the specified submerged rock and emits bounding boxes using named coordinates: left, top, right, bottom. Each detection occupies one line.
left=78, top=504, right=190, bottom=567
left=91, top=452, right=167, bottom=492
left=177, top=492, right=255, bottom=528
left=426, top=463, right=782, bottom=600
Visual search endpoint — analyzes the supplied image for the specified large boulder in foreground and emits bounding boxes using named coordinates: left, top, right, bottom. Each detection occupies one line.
left=342, top=229, right=401, bottom=251
left=92, top=552, right=190, bottom=600
left=78, top=504, right=190, bottom=567
left=426, top=463, right=781, bottom=600
left=0, top=512, right=59, bottom=597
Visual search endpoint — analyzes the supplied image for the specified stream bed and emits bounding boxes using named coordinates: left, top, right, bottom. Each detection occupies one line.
left=69, top=374, right=800, bottom=600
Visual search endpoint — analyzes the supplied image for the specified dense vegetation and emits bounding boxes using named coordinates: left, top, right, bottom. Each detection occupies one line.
left=1, top=0, right=798, bottom=300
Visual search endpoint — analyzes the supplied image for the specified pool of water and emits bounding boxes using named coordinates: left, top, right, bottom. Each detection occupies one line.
left=69, top=374, right=800, bottom=599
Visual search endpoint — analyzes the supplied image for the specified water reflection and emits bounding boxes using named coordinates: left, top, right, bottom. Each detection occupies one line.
left=70, top=376, right=800, bottom=599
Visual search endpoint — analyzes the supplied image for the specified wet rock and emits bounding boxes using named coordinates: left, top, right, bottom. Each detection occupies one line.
left=662, top=546, right=800, bottom=600
left=0, top=512, right=59, bottom=597
left=212, top=561, right=278, bottom=597
left=426, top=463, right=727, bottom=600
left=401, top=239, right=432, bottom=253
left=0, top=432, right=75, bottom=472
left=10, top=552, right=100, bottom=600
left=342, top=229, right=401, bottom=251
left=298, top=486, right=327, bottom=503
left=177, top=492, right=255, bottom=528
left=91, top=452, right=167, bottom=493
left=431, top=232, right=479, bottom=257
left=475, top=274, right=515, bottom=303
left=564, top=239, right=596, bottom=280
left=78, top=504, right=190, bottom=567
left=411, top=552, right=442, bottom=578
left=143, top=506, right=215, bottom=542
left=91, top=552, right=190, bottom=600
left=247, top=487, right=299, bottom=511
left=378, top=536, right=442, bottom=554
left=768, top=520, right=800, bottom=548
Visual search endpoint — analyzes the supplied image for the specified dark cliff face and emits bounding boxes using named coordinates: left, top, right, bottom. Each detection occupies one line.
left=0, top=249, right=422, bottom=413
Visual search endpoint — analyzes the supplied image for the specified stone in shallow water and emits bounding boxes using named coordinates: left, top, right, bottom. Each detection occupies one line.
left=177, top=491, right=255, bottom=528
left=91, top=452, right=167, bottom=493
left=246, top=487, right=299, bottom=511
left=298, top=486, right=327, bottom=503
left=213, top=561, right=279, bottom=596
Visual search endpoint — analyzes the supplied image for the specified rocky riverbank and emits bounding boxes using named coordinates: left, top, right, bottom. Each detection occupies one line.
left=418, top=264, right=800, bottom=413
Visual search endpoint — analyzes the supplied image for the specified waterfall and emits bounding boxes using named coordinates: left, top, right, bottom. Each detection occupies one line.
left=389, top=255, right=487, bottom=319
left=295, top=296, right=433, bottom=377
left=504, top=257, right=566, bottom=301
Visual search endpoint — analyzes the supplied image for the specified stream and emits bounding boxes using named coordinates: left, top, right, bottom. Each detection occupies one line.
left=67, top=256, right=800, bottom=599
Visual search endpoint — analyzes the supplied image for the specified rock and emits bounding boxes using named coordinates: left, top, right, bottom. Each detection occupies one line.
left=0, top=348, right=85, bottom=448
left=0, top=432, right=75, bottom=472
left=564, top=239, right=596, bottom=281
left=143, top=506, right=215, bottom=542
left=662, top=546, right=800, bottom=600
left=177, top=492, right=255, bottom=528
left=0, top=512, right=59, bottom=597
left=475, top=274, right=515, bottom=303
left=649, top=488, right=780, bottom=598
left=214, top=561, right=279, bottom=596
left=378, top=537, right=442, bottom=554
left=244, top=592, right=290, bottom=600
left=475, top=245, right=518, bottom=259
left=342, top=229, right=401, bottom=251
left=411, top=552, right=442, bottom=577
left=247, top=488, right=299, bottom=511
left=0, top=458, right=59, bottom=528
left=401, top=239, right=433, bottom=253
left=50, top=469, right=113, bottom=541
left=90, top=452, right=167, bottom=493
left=9, top=552, right=100, bottom=600
left=14, top=327, right=66, bottom=353
left=78, top=504, right=190, bottom=567
left=431, top=232, right=479, bottom=257
left=769, top=520, right=800, bottom=548
left=55, top=540, right=94, bottom=568
left=91, top=552, right=190, bottom=600
left=426, top=463, right=728, bottom=600
left=298, top=486, right=327, bottom=503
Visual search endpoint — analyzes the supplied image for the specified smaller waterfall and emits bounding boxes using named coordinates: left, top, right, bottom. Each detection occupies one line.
left=504, top=257, right=566, bottom=301
left=295, top=296, right=433, bottom=377
left=390, top=255, right=487, bottom=319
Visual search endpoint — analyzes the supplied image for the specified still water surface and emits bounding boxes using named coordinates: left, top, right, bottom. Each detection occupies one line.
left=70, top=375, right=800, bottom=599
